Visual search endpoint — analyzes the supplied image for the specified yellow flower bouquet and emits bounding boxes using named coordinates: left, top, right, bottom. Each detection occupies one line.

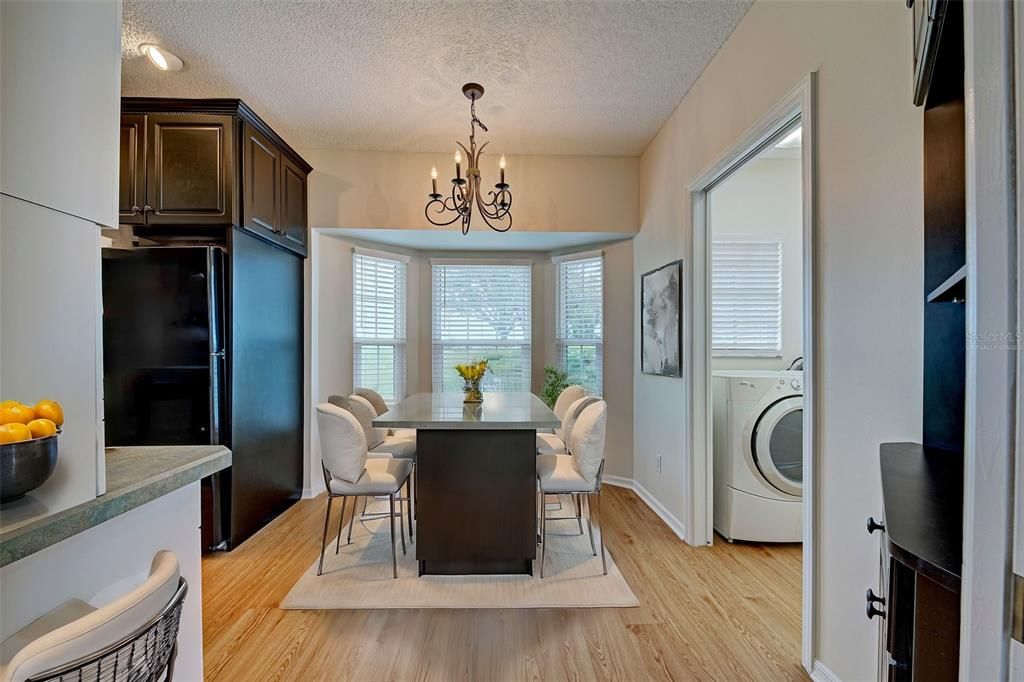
left=454, top=359, right=489, bottom=403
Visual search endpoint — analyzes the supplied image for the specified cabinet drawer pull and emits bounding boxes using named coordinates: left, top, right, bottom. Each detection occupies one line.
left=866, top=516, right=885, bottom=534
left=866, top=602, right=885, bottom=619
left=130, top=205, right=141, bottom=215
left=866, top=588, right=885, bottom=605
left=143, top=205, right=153, bottom=213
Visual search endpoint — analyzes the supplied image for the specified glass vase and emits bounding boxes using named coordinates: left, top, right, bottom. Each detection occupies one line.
left=463, top=377, right=483, bottom=403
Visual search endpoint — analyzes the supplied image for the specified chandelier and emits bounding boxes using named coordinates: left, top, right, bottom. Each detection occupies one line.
left=425, top=83, right=512, bottom=235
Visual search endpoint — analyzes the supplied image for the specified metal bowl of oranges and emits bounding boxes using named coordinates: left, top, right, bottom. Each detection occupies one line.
left=0, top=400, right=63, bottom=503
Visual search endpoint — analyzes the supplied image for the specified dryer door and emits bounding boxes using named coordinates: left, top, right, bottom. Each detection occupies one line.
left=751, top=396, right=803, bottom=497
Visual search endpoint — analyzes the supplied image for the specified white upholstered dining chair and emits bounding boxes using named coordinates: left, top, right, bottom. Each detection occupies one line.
left=353, top=387, right=416, bottom=440
left=330, top=394, right=417, bottom=539
left=0, top=551, right=186, bottom=682
left=536, top=395, right=601, bottom=455
left=316, top=403, right=413, bottom=578
left=536, top=400, right=609, bottom=578
left=539, top=384, right=587, bottom=434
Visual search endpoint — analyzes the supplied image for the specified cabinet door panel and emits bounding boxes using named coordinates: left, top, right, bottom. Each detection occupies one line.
left=118, top=115, right=146, bottom=225
left=146, top=114, right=234, bottom=225
left=280, top=156, right=308, bottom=256
left=242, top=123, right=280, bottom=236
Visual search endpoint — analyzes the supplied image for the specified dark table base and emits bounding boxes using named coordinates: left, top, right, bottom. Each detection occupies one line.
left=415, top=429, right=537, bottom=576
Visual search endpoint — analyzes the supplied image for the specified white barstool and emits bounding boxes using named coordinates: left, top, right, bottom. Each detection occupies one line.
left=330, top=394, right=417, bottom=537
left=537, top=400, right=609, bottom=578
left=0, top=551, right=186, bottom=682
left=536, top=395, right=600, bottom=455
left=353, top=387, right=416, bottom=440
left=539, top=384, right=587, bottom=434
left=316, top=403, right=412, bottom=578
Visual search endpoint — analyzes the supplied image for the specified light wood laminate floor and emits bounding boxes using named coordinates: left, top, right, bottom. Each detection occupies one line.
left=201, top=485, right=804, bottom=681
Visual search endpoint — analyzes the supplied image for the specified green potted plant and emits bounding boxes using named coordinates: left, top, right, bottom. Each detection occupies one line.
left=540, top=365, right=569, bottom=408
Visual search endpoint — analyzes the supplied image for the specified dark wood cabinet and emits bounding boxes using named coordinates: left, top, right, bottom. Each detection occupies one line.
left=146, top=114, right=235, bottom=225
left=120, top=99, right=311, bottom=257
left=118, top=115, right=146, bottom=224
left=280, top=156, right=308, bottom=252
left=242, top=121, right=281, bottom=238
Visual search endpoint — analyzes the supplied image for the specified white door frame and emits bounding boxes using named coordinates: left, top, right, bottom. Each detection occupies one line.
left=687, top=73, right=817, bottom=672
left=961, top=1, right=1017, bottom=678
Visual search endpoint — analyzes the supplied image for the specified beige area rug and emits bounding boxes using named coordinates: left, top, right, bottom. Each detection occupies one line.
left=281, top=497, right=639, bottom=610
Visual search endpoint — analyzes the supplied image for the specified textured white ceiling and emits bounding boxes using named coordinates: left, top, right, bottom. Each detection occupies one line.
left=121, top=0, right=751, bottom=156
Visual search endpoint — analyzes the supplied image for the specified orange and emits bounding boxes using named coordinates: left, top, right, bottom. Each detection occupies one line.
left=0, top=400, right=23, bottom=408
left=33, top=400, right=64, bottom=427
left=0, top=423, right=32, bottom=443
left=0, top=404, right=34, bottom=425
left=27, top=418, right=57, bottom=439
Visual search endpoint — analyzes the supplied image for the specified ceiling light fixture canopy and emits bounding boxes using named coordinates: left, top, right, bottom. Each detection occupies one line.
left=139, top=43, right=183, bottom=72
left=425, top=83, right=512, bottom=235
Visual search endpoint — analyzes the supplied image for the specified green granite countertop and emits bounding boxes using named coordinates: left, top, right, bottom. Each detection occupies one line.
left=0, top=445, right=231, bottom=567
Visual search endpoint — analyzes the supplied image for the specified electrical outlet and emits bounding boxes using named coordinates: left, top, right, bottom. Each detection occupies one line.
left=655, top=454, right=663, bottom=473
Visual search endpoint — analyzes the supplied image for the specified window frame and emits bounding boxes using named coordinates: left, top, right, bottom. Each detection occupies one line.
left=554, top=250, right=604, bottom=394
left=352, top=247, right=409, bottom=404
left=430, top=259, right=533, bottom=393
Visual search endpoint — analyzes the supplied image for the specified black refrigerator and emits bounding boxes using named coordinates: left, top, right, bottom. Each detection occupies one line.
left=102, top=237, right=303, bottom=550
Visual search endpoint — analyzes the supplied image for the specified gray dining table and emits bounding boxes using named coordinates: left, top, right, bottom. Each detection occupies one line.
left=374, top=392, right=560, bottom=576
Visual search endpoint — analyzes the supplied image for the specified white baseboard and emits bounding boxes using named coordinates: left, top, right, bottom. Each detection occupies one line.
left=301, top=488, right=315, bottom=500
left=809, top=660, right=840, bottom=682
left=603, top=476, right=687, bottom=542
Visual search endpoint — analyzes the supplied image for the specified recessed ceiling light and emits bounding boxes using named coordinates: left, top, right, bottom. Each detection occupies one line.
left=139, top=44, right=183, bottom=72
left=775, top=126, right=802, bottom=149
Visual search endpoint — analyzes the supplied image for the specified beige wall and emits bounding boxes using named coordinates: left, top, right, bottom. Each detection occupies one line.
left=301, top=148, right=640, bottom=234
left=710, top=156, right=803, bottom=371
left=309, top=232, right=634, bottom=493
left=635, top=1, right=922, bottom=679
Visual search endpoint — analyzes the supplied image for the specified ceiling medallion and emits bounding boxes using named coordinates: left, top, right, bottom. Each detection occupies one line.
left=425, top=83, right=512, bottom=235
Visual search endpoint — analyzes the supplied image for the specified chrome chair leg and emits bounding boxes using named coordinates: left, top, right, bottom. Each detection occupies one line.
left=585, top=494, right=597, bottom=556
left=388, top=494, right=398, bottom=578
left=399, top=490, right=407, bottom=556
left=317, top=496, right=334, bottom=576
left=575, top=494, right=584, bottom=535
left=335, top=495, right=348, bottom=554
left=540, top=494, right=548, bottom=579
left=406, top=479, right=414, bottom=543
left=594, top=489, right=607, bottom=575
left=347, top=495, right=358, bottom=545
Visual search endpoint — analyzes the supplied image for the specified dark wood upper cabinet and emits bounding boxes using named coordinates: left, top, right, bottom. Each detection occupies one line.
left=120, top=99, right=311, bottom=257
left=280, top=156, right=308, bottom=254
left=242, top=122, right=281, bottom=237
left=146, top=114, right=235, bottom=225
left=118, top=115, right=146, bottom=224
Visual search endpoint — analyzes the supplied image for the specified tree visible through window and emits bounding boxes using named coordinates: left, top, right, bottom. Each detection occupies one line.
left=431, top=263, right=532, bottom=392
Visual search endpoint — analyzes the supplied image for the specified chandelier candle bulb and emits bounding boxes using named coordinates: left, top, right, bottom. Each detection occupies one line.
left=499, top=154, right=506, bottom=184
left=454, top=150, right=462, bottom=180
left=431, top=165, right=438, bottom=194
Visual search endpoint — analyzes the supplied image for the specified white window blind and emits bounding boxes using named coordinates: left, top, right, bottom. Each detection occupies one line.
left=432, top=262, right=532, bottom=393
left=556, top=255, right=603, bottom=394
left=353, top=251, right=407, bottom=403
left=711, top=239, right=783, bottom=355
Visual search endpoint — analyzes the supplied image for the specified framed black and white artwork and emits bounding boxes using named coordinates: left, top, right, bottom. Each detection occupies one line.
left=641, top=260, right=683, bottom=377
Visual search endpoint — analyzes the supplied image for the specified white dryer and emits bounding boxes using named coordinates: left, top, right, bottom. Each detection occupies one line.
left=712, top=370, right=803, bottom=542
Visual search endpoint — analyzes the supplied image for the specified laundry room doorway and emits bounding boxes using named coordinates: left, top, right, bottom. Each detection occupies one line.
left=688, top=76, right=816, bottom=669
